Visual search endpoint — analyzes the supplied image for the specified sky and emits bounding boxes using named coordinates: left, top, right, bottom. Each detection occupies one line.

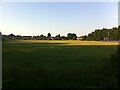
left=0, top=1, right=118, bottom=36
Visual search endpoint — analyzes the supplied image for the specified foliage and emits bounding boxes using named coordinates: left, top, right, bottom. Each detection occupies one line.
left=81, top=35, right=87, bottom=40
left=67, top=33, right=77, bottom=40
left=81, top=26, right=120, bottom=41
left=47, top=33, right=51, bottom=38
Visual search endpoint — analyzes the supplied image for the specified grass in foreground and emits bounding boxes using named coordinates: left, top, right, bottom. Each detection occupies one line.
left=2, top=40, right=118, bottom=88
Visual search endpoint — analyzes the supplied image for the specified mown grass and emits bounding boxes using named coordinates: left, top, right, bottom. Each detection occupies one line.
left=10, top=40, right=119, bottom=45
left=2, top=40, right=118, bottom=88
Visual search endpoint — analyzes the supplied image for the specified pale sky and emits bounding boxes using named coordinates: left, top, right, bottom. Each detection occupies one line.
left=0, top=0, right=118, bottom=36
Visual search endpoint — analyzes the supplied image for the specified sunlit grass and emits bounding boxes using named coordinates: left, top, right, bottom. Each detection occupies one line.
left=10, top=40, right=119, bottom=46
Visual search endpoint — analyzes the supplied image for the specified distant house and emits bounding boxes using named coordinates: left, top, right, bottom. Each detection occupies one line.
left=39, top=35, right=47, bottom=40
left=61, top=36, right=68, bottom=40
left=15, top=35, right=23, bottom=40
left=8, top=34, right=15, bottom=40
left=33, top=36, right=40, bottom=40
left=47, top=37, right=52, bottom=40
left=104, top=37, right=109, bottom=41
left=77, top=37, right=82, bottom=40
left=23, top=36, right=32, bottom=40
left=51, top=37, right=56, bottom=40
left=51, top=37, right=61, bottom=40
left=2, top=35, right=8, bottom=40
left=2, top=35, right=12, bottom=40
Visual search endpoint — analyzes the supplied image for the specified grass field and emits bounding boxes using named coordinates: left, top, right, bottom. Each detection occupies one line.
left=10, top=40, right=119, bottom=45
left=3, top=40, right=118, bottom=88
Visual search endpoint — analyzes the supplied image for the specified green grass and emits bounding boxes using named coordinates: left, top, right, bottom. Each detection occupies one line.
left=2, top=40, right=118, bottom=88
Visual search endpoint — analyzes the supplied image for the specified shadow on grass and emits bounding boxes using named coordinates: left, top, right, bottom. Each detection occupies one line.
left=102, top=44, right=120, bottom=88
left=2, top=41, right=118, bottom=88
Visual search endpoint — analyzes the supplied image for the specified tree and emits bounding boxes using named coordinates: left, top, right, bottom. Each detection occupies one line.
left=9, top=34, right=15, bottom=37
left=67, top=33, right=77, bottom=40
left=8, top=34, right=15, bottom=40
left=55, top=34, right=61, bottom=40
left=81, top=35, right=87, bottom=40
left=40, top=34, right=44, bottom=37
left=47, top=33, right=51, bottom=38
left=56, top=34, right=60, bottom=37
left=84, top=27, right=120, bottom=41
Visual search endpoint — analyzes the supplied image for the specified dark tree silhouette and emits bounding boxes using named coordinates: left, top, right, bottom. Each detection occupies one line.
left=67, top=33, right=77, bottom=40
left=81, top=27, right=120, bottom=41
left=47, top=33, right=51, bottom=38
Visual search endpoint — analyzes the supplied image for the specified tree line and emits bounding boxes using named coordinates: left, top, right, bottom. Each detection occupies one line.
left=2, top=26, right=120, bottom=41
left=2, top=33, right=78, bottom=40
left=81, top=26, right=120, bottom=41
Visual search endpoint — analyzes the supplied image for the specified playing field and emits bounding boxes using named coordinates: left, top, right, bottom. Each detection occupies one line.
left=2, top=40, right=118, bottom=88
left=9, top=40, right=119, bottom=45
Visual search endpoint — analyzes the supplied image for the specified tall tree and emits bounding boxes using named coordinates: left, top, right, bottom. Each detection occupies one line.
left=47, top=33, right=51, bottom=38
